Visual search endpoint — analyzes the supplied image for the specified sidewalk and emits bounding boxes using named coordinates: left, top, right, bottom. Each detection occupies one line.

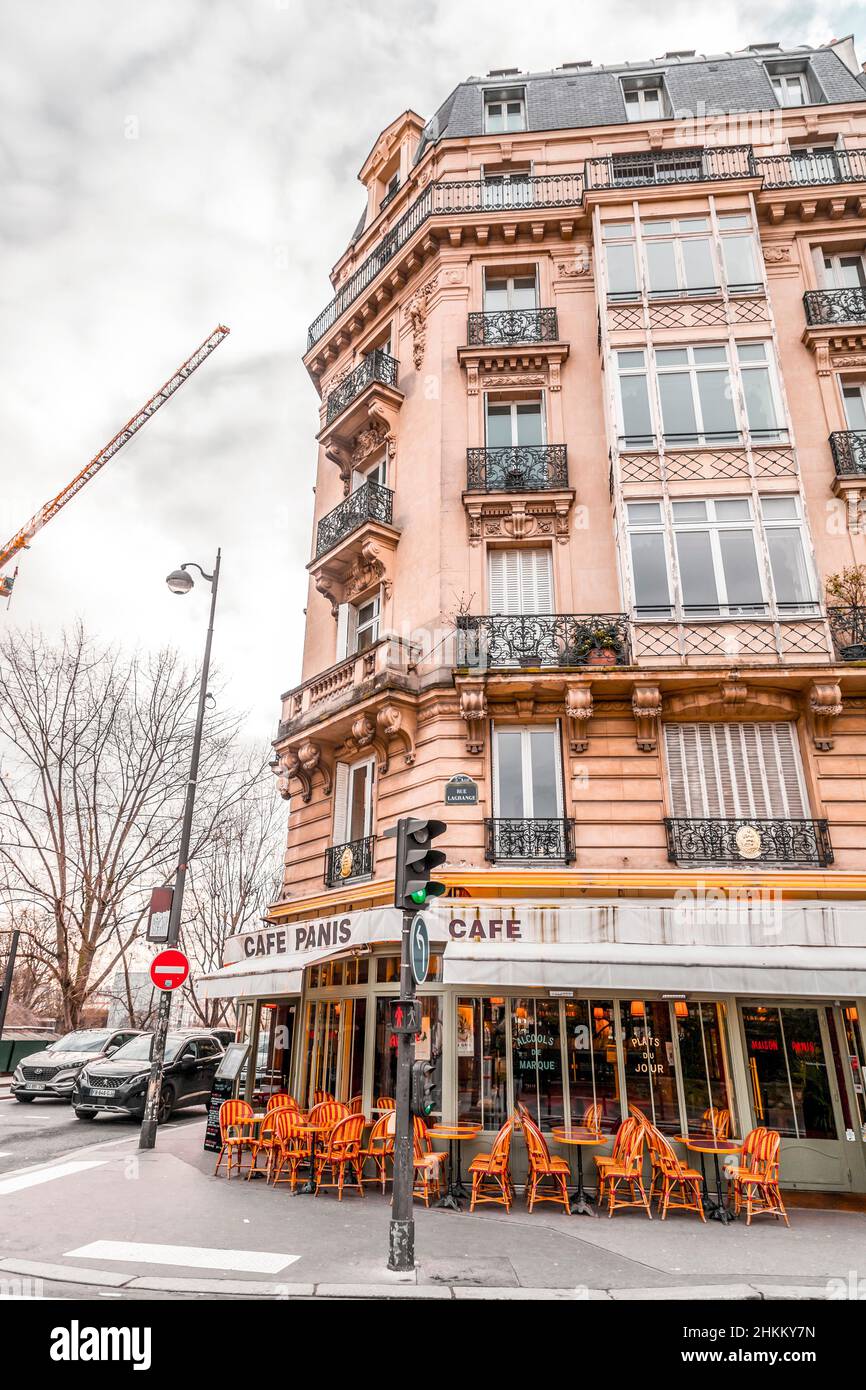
left=1, top=1118, right=863, bottom=1300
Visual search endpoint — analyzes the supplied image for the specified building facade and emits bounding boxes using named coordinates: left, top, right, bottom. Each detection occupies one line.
left=204, top=37, right=866, bottom=1193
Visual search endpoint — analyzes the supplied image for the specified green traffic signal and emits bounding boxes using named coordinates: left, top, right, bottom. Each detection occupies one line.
left=410, top=887, right=427, bottom=904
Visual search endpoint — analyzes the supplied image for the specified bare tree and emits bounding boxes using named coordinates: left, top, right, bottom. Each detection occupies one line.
left=181, top=771, right=283, bottom=1028
left=0, top=624, right=261, bottom=1030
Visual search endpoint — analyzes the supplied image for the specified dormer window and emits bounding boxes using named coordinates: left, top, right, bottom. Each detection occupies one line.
left=484, top=88, right=526, bottom=134
left=621, top=76, right=668, bottom=122
left=766, top=61, right=819, bottom=107
left=380, top=171, right=400, bottom=211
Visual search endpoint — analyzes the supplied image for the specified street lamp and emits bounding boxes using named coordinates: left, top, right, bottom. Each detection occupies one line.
left=139, top=550, right=221, bottom=1151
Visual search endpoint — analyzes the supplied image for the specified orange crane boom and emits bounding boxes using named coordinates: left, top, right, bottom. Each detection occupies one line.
left=0, top=325, right=230, bottom=596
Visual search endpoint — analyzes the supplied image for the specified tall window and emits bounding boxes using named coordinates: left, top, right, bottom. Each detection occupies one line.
left=842, top=382, right=866, bottom=429
left=512, top=998, right=565, bottom=1126
left=332, top=757, right=374, bottom=845
left=655, top=345, right=738, bottom=444
left=457, top=997, right=508, bottom=1129
left=483, top=271, right=537, bottom=311
left=818, top=249, right=866, bottom=289
left=614, top=350, right=654, bottom=446
left=488, top=548, right=553, bottom=615
left=602, top=221, right=639, bottom=299
left=485, top=396, right=544, bottom=448
left=336, top=591, right=380, bottom=659
left=642, top=216, right=716, bottom=296
left=565, top=1000, right=620, bottom=1132
left=718, top=213, right=761, bottom=291
left=741, top=1005, right=838, bottom=1138
left=664, top=722, right=810, bottom=821
left=482, top=166, right=532, bottom=209
left=620, top=1000, right=680, bottom=1132
left=493, top=725, right=562, bottom=819
left=484, top=90, right=526, bottom=133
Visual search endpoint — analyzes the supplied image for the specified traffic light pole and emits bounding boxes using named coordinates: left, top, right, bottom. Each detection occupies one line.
left=388, top=900, right=416, bottom=1273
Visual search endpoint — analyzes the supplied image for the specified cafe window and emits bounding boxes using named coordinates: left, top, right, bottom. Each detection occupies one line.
left=565, top=999, right=620, bottom=1132
left=511, top=997, right=565, bottom=1126
left=457, top=996, right=508, bottom=1130
left=620, top=999, right=680, bottom=1133
left=741, top=1005, right=838, bottom=1139
left=676, top=1002, right=736, bottom=1136
left=373, top=994, right=443, bottom=1117
left=841, top=1006, right=866, bottom=1137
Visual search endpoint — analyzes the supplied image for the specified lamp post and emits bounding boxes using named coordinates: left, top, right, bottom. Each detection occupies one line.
left=139, top=550, right=221, bottom=1151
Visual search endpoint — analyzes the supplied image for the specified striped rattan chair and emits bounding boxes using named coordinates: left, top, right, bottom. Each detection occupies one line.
left=522, top=1113, right=571, bottom=1214
left=348, top=1094, right=364, bottom=1115
left=731, top=1128, right=789, bottom=1226
left=213, top=1099, right=253, bottom=1178
left=314, top=1114, right=367, bottom=1200
left=700, top=1106, right=731, bottom=1140
left=648, top=1126, right=705, bottom=1221
left=412, top=1115, right=448, bottom=1206
left=312, top=1090, right=335, bottom=1105
left=266, top=1093, right=301, bottom=1113
left=597, top=1118, right=652, bottom=1218
left=595, top=1116, right=635, bottom=1188
left=271, top=1108, right=313, bottom=1191
left=469, top=1117, right=515, bottom=1212
left=581, top=1102, right=604, bottom=1134
left=361, top=1112, right=395, bottom=1192
left=376, top=1096, right=395, bottom=1112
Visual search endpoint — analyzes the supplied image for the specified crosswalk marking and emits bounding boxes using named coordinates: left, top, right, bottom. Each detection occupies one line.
left=65, top=1241, right=300, bottom=1274
left=0, top=1159, right=107, bottom=1195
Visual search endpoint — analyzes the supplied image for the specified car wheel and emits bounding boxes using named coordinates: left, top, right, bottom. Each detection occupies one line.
left=14, top=1093, right=35, bottom=1103
left=157, top=1086, right=175, bottom=1124
left=74, top=1109, right=97, bottom=1121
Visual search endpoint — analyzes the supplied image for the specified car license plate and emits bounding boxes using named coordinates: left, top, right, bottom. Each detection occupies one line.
left=25, top=1082, right=45, bottom=1090
left=89, top=1087, right=115, bottom=1098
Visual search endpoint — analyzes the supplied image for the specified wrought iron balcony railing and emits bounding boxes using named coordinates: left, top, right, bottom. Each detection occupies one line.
left=829, top=430, right=866, bottom=475
left=324, top=835, right=375, bottom=886
left=467, top=308, right=559, bottom=347
left=315, top=479, right=394, bottom=558
left=585, top=145, right=754, bottom=191
left=756, top=149, right=866, bottom=188
left=803, top=287, right=866, bottom=327
left=828, top=605, right=866, bottom=660
left=485, top=817, right=576, bottom=864
left=466, top=445, right=568, bottom=492
left=325, top=349, right=399, bottom=425
left=307, top=172, right=584, bottom=347
left=664, top=817, right=833, bottom=868
left=456, top=613, right=630, bottom=669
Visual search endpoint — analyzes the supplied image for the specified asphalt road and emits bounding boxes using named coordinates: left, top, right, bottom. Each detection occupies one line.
left=0, top=1094, right=203, bottom=1169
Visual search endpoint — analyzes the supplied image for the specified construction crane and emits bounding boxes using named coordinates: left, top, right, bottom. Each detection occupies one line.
left=0, top=325, right=230, bottom=600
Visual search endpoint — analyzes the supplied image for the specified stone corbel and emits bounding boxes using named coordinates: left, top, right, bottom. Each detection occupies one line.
left=272, top=740, right=332, bottom=804
left=325, top=440, right=352, bottom=495
left=632, top=683, right=662, bottom=753
left=376, top=703, right=416, bottom=772
left=808, top=681, right=842, bottom=751
left=343, top=540, right=391, bottom=604
left=348, top=713, right=386, bottom=769
left=459, top=683, right=488, bottom=754
left=315, top=567, right=341, bottom=619
left=565, top=680, right=593, bottom=754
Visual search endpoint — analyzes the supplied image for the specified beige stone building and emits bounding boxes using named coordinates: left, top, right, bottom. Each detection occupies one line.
left=204, top=37, right=866, bottom=1196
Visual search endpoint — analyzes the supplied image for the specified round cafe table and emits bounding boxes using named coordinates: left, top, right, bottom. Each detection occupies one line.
left=428, top=1124, right=481, bottom=1210
left=551, top=1126, right=608, bottom=1216
left=676, top=1135, right=743, bottom=1224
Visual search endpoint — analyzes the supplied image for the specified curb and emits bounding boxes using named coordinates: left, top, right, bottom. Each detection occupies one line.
left=0, top=1259, right=836, bottom=1300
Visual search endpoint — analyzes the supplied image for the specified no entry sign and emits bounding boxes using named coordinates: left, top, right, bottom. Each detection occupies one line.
left=149, top=948, right=190, bottom=992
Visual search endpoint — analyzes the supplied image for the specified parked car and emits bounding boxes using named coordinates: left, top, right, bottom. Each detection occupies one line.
left=210, top=1028, right=236, bottom=1048
left=11, top=1028, right=144, bottom=1103
left=72, top=1030, right=224, bottom=1123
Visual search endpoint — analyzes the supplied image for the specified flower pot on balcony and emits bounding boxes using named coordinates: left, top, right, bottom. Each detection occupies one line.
left=585, top=646, right=619, bottom=666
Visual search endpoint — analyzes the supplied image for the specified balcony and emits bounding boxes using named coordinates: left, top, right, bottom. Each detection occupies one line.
left=803, top=288, right=866, bottom=328
left=828, top=606, right=866, bottom=661
left=585, top=145, right=754, bottom=192
left=756, top=149, right=866, bottom=189
left=664, top=816, right=833, bottom=868
left=467, top=308, right=559, bottom=347
left=315, top=480, right=393, bottom=559
left=456, top=614, right=630, bottom=670
left=830, top=430, right=866, bottom=476
left=466, top=445, right=568, bottom=493
left=325, top=349, right=398, bottom=425
left=324, top=835, right=375, bottom=887
left=485, top=817, right=575, bottom=864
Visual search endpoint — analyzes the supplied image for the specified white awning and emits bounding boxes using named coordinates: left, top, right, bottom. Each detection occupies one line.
left=441, top=941, right=866, bottom=998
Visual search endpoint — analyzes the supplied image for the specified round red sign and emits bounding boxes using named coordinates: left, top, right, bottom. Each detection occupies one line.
left=149, top=948, right=190, bottom=992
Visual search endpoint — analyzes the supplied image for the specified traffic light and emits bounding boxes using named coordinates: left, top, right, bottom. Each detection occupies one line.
left=411, top=1058, right=438, bottom=1117
left=390, top=817, right=447, bottom=912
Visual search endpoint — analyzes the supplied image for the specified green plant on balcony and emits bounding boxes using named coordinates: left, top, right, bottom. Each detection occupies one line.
left=566, top=620, right=625, bottom=666
left=826, top=565, right=866, bottom=660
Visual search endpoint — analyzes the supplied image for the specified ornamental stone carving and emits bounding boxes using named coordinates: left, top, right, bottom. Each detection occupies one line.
left=566, top=680, right=593, bottom=753
left=459, top=684, right=488, bottom=754
left=632, top=684, right=662, bottom=752
left=808, top=681, right=843, bottom=750
left=271, top=740, right=332, bottom=804
left=406, top=273, right=438, bottom=371
left=556, top=246, right=591, bottom=277
left=763, top=244, right=792, bottom=265
left=343, top=539, right=391, bottom=603
left=351, top=417, right=395, bottom=468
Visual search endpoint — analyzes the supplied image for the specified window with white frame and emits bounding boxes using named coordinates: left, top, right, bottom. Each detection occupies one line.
left=614, top=349, right=655, bottom=446
left=484, top=90, right=526, bottom=133
left=625, top=495, right=816, bottom=619
left=332, top=757, right=375, bottom=847
left=336, top=591, right=381, bottom=659
left=717, top=213, right=761, bottom=291
left=664, top=722, right=809, bottom=821
left=842, top=382, right=866, bottom=429
left=482, top=164, right=532, bottom=209
left=488, top=548, right=553, bottom=615
left=603, top=214, right=761, bottom=300
left=767, top=66, right=813, bottom=108
left=352, top=449, right=387, bottom=491
left=483, top=270, right=538, bottom=311
left=621, top=77, right=667, bottom=121
left=642, top=216, right=717, bottom=297
left=818, top=249, right=866, bottom=290
left=485, top=395, right=545, bottom=448
left=493, top=725, right=563, bottom=819
left=602, top=221, right=639, bottom=299
left=655, top=345, right=739, bottom=445
left=789, top=143, right=842, bottom=183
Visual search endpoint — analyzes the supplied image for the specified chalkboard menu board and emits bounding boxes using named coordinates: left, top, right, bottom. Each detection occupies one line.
left=202, top=1040, right=250, bottom=1154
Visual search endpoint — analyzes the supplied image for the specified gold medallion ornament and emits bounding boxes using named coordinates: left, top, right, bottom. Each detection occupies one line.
left=735, top=824, right=763, bottom=860
left=338, top=845, right=355, bottom=879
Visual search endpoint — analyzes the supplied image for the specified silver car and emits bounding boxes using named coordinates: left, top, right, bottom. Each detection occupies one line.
left=11, top=1028, right=144, bottom=1103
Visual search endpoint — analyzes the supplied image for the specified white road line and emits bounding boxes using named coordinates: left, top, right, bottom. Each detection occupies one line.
left=0, top=1159, right=107, bottom=1195
left=65, top=1241, right=300, bottom=1274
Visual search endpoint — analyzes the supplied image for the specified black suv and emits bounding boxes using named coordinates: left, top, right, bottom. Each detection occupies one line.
left=11, top=1028, right=144, bottom=1103
left=72, top=1029, right=224, bottom=1123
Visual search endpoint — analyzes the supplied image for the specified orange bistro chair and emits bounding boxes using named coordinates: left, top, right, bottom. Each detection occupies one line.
left=700, top=1106, right=731, bottom=1140
left=594, top=1115, right=634, bottom=1189
left=314, top=1114, right=367, bottom=1201
left=361, top=1112, right=395, bottom=1193
left=271, top=1108, right=314, bottom=1192
left=313, top=1090, right=335, bottom=1105
left=412, top=1115, right=448, bottom=1206
left=522, top=1114, right=571, bottom=1214
left=731, top=1128, right=789, bottom=1227
left=349, top=1095, right=364, bottom=1115
left=307, top=1099, right=349, bottom=1159
left=468, top=1118, right=515, bottom=1212
left=598, top=1118, right=652, bottom=1219
left=649, top=1127, right=705, bottom=1221
left=581, top=1102, right=604, bottom=1134
left=376, top=1096, right=395, bottom=1112
left=214, top=1099, right=253, bottom=1179
left=267, top=1093, right=301, bottom=1114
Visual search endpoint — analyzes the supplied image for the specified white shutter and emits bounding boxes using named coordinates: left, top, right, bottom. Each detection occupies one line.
left=336, top=603, right=350, bottom=660
left=665, top=722, right=807, bottom=819
left=332, top=762, right=350, bottom=844
left=520, top=549, right=554, bottom=614
left=488, top=550, right=521, bottom=614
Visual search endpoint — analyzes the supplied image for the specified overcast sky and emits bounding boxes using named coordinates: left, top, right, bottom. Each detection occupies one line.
left=1, top=0, right=861, bottom=739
